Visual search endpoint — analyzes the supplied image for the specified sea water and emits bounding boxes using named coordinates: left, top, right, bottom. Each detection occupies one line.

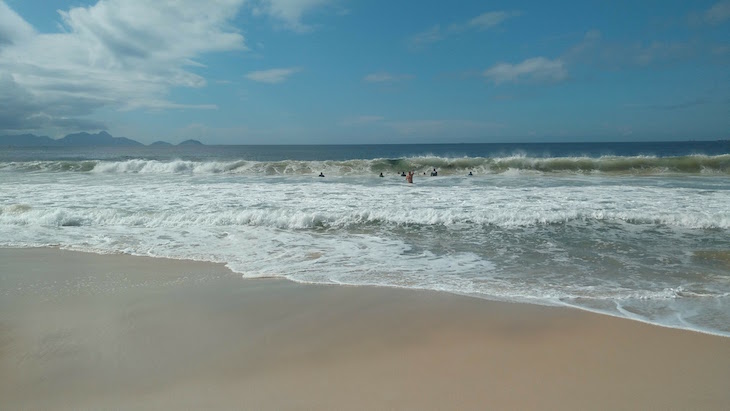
left=1, top=142, right=729, bottom=336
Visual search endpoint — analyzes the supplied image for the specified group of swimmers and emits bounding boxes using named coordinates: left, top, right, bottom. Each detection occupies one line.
left=399, top=168, right=473, bottom=182
left=320, top=169, right=474, bottom=180
left=397, top=168, right=438, bottom=177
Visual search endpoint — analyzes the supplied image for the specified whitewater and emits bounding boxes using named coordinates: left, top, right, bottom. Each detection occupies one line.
left=1, top=142, right=729, bottom=336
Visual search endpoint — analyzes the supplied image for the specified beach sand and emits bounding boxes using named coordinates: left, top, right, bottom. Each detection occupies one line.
left=1, top=248, right=729, bottom=410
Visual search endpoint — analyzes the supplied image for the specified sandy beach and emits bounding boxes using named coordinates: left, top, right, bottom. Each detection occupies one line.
left=1, top=247, right=729, bottom=410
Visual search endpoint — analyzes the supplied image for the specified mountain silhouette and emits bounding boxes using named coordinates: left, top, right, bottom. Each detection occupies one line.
left=0, top=132, right=200, bottom=147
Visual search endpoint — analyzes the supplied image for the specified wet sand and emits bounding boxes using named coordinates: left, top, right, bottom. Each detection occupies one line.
left=1, top=247, right=729, bottom=410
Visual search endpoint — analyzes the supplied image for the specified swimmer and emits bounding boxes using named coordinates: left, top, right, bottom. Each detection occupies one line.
left=400, top=171, right=406, bottom=177
left=468, top=171, right=473, bottom=176
left=379, top=172, right=384, bottom=177
left=406, top=171, right=414, bottom=183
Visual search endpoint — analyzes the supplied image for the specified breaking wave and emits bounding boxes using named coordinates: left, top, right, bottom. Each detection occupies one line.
left=2, top=204, right=728, bottom=230
left=2, top=154, right=729, bottom=175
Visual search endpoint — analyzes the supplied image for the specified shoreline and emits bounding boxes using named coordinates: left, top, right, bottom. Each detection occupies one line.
left=6, top=245, right=728, bottom=338
left=2, top=247, right=729, bottom=409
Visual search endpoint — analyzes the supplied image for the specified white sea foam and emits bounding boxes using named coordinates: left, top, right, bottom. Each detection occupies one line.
left=1, top=167, right=729, bottom=336
left=1, top=199, right=728, bottom=230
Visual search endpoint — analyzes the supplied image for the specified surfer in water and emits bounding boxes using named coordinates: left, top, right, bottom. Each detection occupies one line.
left=318, top=172, right=325, bottom=177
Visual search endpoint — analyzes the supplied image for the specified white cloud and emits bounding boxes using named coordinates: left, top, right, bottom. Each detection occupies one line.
left=564, top=30, right=697, bottom=69
left=466, top=11, right=521, bottom=31
left=363, top=72, right=413, bottom=83
left=245, top=67, right=301, bottom=83
left=632, top=42, right=694, bottom=66
left=705, top=1, right=730, bottom=25
left=0, top=0, right=247, bottom=134
left=0, top=1, right=34, bottom=47
left=409, top=10, right=519, bottom=48
left=250, top=0, right=334, bottom=32
left=408, top=25, right=444, bottom=48
left=483, top=57, right=567, bottom=84
left=565, top=30, right=602, bottom=58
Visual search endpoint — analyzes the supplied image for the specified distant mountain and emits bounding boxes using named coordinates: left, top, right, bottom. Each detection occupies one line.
left=1, top=131, right=144, bottom=147
left=58, top=131, right=143, bottom=146
left=178, top=139, right=203, bottom=146
left=0, top=132, right=207, bottom=147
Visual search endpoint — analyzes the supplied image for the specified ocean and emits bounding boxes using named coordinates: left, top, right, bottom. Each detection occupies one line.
left=1, top=141, right=729, bottom=336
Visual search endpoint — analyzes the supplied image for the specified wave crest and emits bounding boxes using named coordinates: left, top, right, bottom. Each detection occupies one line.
left=1, top=154, right=729, bottom=175
left=2, top=204, right=728, bottom=230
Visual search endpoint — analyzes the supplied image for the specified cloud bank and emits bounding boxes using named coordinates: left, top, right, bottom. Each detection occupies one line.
left=0, top=0, right=249, bottom=134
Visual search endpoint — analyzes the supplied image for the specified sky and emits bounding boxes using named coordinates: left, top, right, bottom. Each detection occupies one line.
left=0, top=0, right=729, bottom=144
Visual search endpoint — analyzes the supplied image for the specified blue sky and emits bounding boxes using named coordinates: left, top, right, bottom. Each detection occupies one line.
left=0, top=0, right=728, bottom=144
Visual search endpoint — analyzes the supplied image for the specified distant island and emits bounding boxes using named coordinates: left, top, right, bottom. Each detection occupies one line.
left=0, top=131, right=204, bottom=147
